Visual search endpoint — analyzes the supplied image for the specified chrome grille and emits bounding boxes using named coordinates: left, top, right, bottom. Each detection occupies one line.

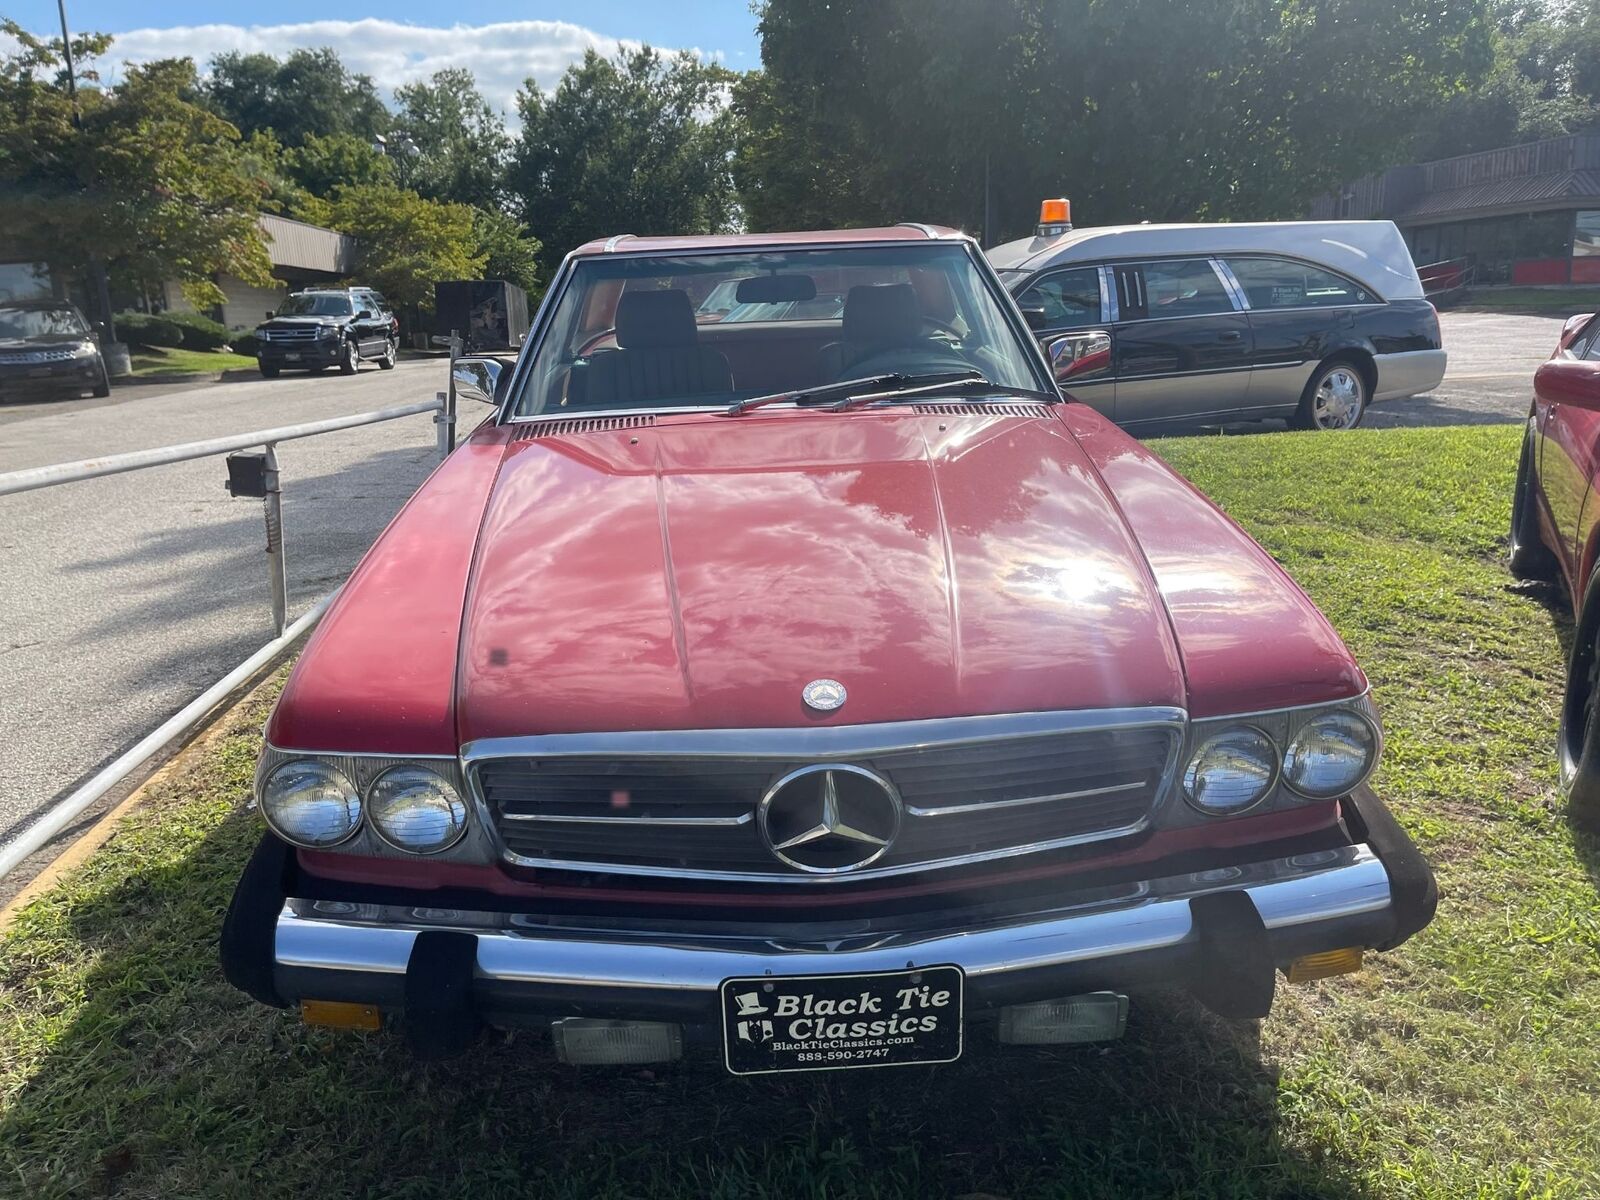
left=471, top=714, right=1182, bottom=881
left=0, top=348, right=80, bottom=363
left=260, top=326, right=321, bottom=342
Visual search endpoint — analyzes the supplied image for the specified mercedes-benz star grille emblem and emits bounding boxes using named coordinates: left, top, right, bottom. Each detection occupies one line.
left=758, top=764, right=901, bottom=873
left=802, top=678, right=847, bottom=711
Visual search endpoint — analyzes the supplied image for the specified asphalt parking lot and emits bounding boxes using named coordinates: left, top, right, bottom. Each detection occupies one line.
left=0, top=358, right=449, bottom=867
left=0, top=308, right=1567, bottom=874
left=1365, top=309, right=1560, bottom=428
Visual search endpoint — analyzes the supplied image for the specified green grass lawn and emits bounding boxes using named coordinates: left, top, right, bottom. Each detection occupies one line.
left=1454, top=286, right=1600, bottom=315
left=3, top=424, right=1598, bottom=1198
left=128, top=346, right=258, bottom=377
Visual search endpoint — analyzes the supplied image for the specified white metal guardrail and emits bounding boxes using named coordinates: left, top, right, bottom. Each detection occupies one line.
left=0, top=387, right=457, bottom=882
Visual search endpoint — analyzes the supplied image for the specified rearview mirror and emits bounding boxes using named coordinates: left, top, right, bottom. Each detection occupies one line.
left=453, top=356, right=509, bottom=406
left=1045, top=330, right=1113, bottom=386
left=735, top=274, right=817, bottom=304
left=356, top=309, right=373, bottom=320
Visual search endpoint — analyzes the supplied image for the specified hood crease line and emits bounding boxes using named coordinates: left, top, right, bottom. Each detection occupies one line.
left=920, top=424, right=964, bottom=691
left=654, top=450, right=696, bottom=702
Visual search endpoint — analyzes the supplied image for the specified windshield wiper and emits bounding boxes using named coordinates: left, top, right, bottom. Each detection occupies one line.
left=823, top=375, right=1060, bottom=411
left=727, top=373, right=919, bottom=415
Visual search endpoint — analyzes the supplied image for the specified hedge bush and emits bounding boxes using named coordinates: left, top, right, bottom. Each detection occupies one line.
left=230, top=330, right=262, bottom=357
left=162, top=310, right=231, bottom=351
left=114, top=312, right=184, bottom=349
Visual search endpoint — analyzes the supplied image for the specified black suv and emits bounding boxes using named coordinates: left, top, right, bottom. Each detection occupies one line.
left=0, top=300, right=111, bottom=399
left=254, top=288, right=398, bottom=378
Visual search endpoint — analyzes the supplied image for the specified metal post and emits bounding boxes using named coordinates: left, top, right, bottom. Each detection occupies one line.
left=434, top=328, right=460, bottom=459
left=262, top=443, right=287, bottom=637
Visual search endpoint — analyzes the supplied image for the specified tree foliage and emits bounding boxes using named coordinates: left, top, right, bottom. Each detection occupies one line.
left=0, top=22, right=272, bottom=308
left=324, top=184, right=484, bottom=310
left=392, top=69, right=508, bottom=210
left=737, top=0, right=1493, bottom=239
left=284, top=132, right=395, bottom=198
left=471, top=208, right=543, bottom=297
left=1409, top=0, right=1600, bottom=159
left=509, top=47, right=740, bottom=269
left=202, top=48, right=390, bottom=147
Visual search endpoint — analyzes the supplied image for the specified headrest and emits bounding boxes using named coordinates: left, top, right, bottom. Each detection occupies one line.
left=842, top=283, right=921, bottom=346
left=616, top=289, right=697, bottom=349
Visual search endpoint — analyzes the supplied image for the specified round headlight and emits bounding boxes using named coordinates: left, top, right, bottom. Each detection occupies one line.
left=1183, top=727, right=1278, bottom=814
left=1284, top=711, right=1377, bottom=799
left=261, top=760, right=361, bottom=847
left=367, top=766, right=467, bottom=854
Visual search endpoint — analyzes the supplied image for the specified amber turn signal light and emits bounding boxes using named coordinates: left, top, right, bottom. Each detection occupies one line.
left=1285, top=947, right=1364, bottom=983
left=301, top=1000, right=382, bottom=1031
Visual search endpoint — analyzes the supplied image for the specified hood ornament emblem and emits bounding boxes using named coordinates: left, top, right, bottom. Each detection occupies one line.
left=758, top=764, right=901, bottom=872
left=802, top=678, right=847, bottom=711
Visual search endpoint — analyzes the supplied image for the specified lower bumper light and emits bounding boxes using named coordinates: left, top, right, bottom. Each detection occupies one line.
left=550, top=1018, right=683, bottom=1065
left=300, top=1000, right=381, bottom=1031
left=1285, top=947, right=1364, bottom=983
left=997, top=991, right=1129, bottom=1045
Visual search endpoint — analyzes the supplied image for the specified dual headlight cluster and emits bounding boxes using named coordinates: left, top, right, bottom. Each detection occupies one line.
left=1181, top=701, right=1380, bottom=816
left=260, top=759, right=468, bottom=853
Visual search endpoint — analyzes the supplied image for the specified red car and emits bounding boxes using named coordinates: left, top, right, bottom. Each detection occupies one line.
left=1510, top=311, right=1600, bottom=823
left=221, top=227, right=1435, bottom=1070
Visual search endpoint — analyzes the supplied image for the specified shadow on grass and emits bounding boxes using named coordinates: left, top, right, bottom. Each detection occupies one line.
left=1508, top=575, right=1600, bottom=894
left=0, top=807, right=1378, bottom=1200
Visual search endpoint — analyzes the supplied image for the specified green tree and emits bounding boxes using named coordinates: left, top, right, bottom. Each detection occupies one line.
left=392, top=69, right=508, bottom=209
left=0, top=23, right=272, bottom=310
left=203, top=48, right=390, bottom=147
left=1409, top=0, right=1600, bottom=159
left=737, top=0, right=1491, bottom=239
left=509, top=47, right=740, bottom=270
left=471, top=208, right=542, bottom=296
left=285, top=132, right=394, bottom=197
left=325, top=184, right=483, bottom=310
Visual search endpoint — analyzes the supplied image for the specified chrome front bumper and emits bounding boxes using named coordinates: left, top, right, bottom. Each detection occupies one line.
left=269, top=842, right=1399, bottom=1023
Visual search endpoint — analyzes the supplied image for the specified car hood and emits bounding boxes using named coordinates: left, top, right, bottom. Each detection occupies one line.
left=455, top=406, right=1186, bottom=741
left=0, top=334, right=89, bottom=350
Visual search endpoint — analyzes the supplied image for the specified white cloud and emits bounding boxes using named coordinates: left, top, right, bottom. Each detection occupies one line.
left=65, top=19, right=714, bottom=121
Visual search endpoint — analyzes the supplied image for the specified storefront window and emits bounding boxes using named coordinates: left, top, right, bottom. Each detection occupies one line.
left=1575, top=211, right=1600, bottom=256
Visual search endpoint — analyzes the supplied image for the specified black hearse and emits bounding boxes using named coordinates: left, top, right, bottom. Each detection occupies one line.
left=989, top=203, right=1445, bottom=431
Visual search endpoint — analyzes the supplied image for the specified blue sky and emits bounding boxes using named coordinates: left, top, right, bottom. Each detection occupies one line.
left=4, top=3, right=763, bottom=117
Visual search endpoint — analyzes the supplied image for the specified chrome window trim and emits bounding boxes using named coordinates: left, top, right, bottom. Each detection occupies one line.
left=503, top=238, right=1055, bottom=422
left=1099, top=264, right=1119, bottom=323
left=1212, top=258, right=1251, bottom=310
left=462, top=706, right=1188, bottom=884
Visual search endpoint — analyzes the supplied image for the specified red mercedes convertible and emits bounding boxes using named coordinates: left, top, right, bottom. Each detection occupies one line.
left=1510, top=310, right=1600, bottom=824
left=221, top=226, right=1435, bottom=1070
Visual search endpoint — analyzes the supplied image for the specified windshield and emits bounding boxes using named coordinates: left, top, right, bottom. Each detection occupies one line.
left=511, top=244, right=1046, bottom=416
left=276, top=294, right=352, bottom=317
left=0, top=306, right=88, bottom=338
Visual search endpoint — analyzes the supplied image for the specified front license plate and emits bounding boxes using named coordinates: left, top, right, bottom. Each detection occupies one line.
left=283, top=352, right=300, bottom=361
left=27, top=367, right=51, bottom=377
left=720, top=965, right=963, bottom=1075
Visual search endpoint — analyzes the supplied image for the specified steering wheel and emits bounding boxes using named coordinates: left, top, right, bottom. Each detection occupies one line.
left=842, top=344, right=978, bottom=380
left=921, top=316, right=963, bottom=341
